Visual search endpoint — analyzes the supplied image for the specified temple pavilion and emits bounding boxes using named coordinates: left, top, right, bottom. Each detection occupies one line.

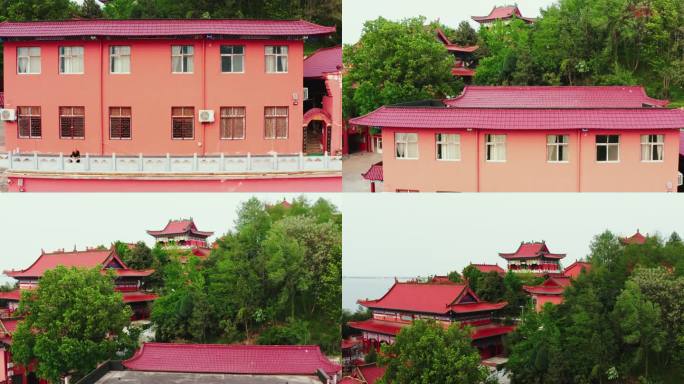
left=348, top=280, right=513, bottom=359
left=499, top=241, right=566, bottom=275
left=435, top=29, right=479, bottom=82
left=472, top=5, right=536, bottom=26
left=147, top=218, right=213, bottom=249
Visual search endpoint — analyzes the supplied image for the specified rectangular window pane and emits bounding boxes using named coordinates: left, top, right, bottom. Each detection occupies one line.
left=436, top=133, right=460, bottom=160
left=18, top=106, right=41, bottom=138
left=172, top=45, right=194, bottom=73
left=596, top=135, right=619, bottom=162
left=266, top=46, right=288, bottom=73
left=220, top=107, right=245, bottom=139
left=110, top=46, right=131, bottom=74
left=486, top=134, right=506, bottom=161
left=110, top=107, right=132, bottom=139
left=172, top=107, right=194, bottom=139
left=60, top=106, right=85, bottom=139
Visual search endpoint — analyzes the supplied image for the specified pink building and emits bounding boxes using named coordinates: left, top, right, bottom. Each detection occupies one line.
left=351, top=86, right=684, bottom=192
left=0, top=19, right=334, bottom=156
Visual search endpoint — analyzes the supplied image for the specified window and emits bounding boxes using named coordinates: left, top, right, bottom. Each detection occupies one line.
left=641, top=134, right=664, bottom=162
left=17, top=47, right=40, bottom=74
left=172, top=45, right=194, bottom=73
left=436, top=133, right=460, bottom=161
left=172, top=107, right=194, bottom=139
left=547, top=135, right=569, bottom=162
left=17, top=106, right=41, bottom=138
left=109, top=107, right=132, bottom=139
left=221, top=45, right=244, bottom=73
left=596, top=135, right=619, bottom=162
left=110, top=46, right=131, bottom=74
left=485, top=134, right=506, bottom=161
left=396, top=189, right=419, bottom=193
left=265, top=46, right=288, bottom=73
left=395, top=133, right=418, bottom=159
left=59, top=46, right=84, bottom=74
left=220, top=107, right=246, bottom=139
left=264, top=107, right=288, bottom=139
left=59, top=107, right=85, bottom=139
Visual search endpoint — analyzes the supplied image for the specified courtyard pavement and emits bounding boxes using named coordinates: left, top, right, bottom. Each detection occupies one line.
left=343, top=151, right=382, bottom=192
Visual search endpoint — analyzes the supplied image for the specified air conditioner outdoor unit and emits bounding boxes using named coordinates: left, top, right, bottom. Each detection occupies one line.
left=198, top=110, right=215, bottom=123
left=303, top=87, right=309, bottom=100
left=0, top=109, right=17, bottom=121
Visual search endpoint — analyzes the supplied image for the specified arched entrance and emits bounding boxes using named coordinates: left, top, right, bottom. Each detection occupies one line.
left=303, top=108, right=332, bottom=155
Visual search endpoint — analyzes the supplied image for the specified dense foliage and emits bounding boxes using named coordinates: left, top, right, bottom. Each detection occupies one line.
left=475, top=0, right=684, bottom=102
left=506, top=231, right=684, bottom=383
left=343, top=17, right=464, bottom=118
left=377, top=320, right=492, bottom=384
left=150, top=197, right=342, bottom=353
left=10, top=267, right=136, bottom=383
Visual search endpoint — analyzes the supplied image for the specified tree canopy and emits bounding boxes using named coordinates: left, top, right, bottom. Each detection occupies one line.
left=10, top=266, right=134, bottom=383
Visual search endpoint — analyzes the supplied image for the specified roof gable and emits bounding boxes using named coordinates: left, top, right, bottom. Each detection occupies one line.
left=304, top=46, right=342, bottom=78
left=499, top=242, right=566, bottom=260
left=358, top=282, right=467, bottom=314
left=5, top=248, right=116, bottom=278
left=147, top=219, right=214, bottom=238
left=123, top=343, right=341, bottom=375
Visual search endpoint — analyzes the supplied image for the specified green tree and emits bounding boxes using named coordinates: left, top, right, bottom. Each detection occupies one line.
left=11, top=266, right=132, bottom=383
left=344, top=16, right=462, bottom=117
left=79, top=0, right=104, bottom=18
left=378, top=320, right=490, bottom=384
left=475, top=271, right=505, bottom=302
left=461, top=264, right=484, bottom=293
left=123, top=241, right=154, bottom=270
left=450, top=20, right=478, bottom=46
left=447, top=269, right=462, bottom=283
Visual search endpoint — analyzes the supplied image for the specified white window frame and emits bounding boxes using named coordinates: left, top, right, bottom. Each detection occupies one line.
left=220, top=45, right=245, bottom=73
left=640, top=134, right=664, bottom=162
left=59, top=46, right=84, bottom=75
left=436, top=133, right=461, bottom=161
left=265, top=45, right=288, bottom=73
left=546, top=134, right=569, bottom=163
left=485, top=134, right=506, bottom=162
left=596, top=135, right=620, bottom=163
left=109, top=46, right=131, bottom=74
left=171, top=45, right=194, bottom=74
left=17, top=47, right=41, bottom=75
left=395, top=133, right=419, bottom=160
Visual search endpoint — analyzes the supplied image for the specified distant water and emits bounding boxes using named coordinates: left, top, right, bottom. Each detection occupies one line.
left=343, top=276, right=417, bottom=311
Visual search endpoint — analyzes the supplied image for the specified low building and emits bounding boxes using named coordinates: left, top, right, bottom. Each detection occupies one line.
left=619, top=229, right=648, bottom=245
left=348, top=281, right=513, bottom=359
left=472, top=5, right=536, bottom=26
left=77, top=343, right=342, bottom=384
left=340, top=363, right=385, bottom=384
left=351, top=86, right=684, bottom=192
left=523, top=261, right=591, bottom=311
left=470, top=263, right=506, bottom=275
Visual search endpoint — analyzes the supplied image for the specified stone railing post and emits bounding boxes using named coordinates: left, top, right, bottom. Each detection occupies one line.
left=299, top=152, right=304, bottom=170
left=8, top=152, right=13, bottom=171
left=166, top=153, right=171, bottom=172
left=139, top=153, right=144, bottom=172
left=247, top=152, right=252, bottom=171
left=192, top=153, right=198, bottom=171
left=112, top=153, right=117, bottom=171
left=324, top=151, right=329, bottom=169
left=220, top=153, right=225, bottom=172
left=272, top=152, right=278, bottom=170
left=33, top=152, right=38, bottom=170
left=85, top=153, right=90, bottom=171
left=59, top=152, right=64, bottom=171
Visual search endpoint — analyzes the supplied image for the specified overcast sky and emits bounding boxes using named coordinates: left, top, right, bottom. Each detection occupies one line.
left=343, top=193, right=682, bottom=278
left=343, top=0, right=557, bottom=44
left=0, top=193, right=342, bottom=284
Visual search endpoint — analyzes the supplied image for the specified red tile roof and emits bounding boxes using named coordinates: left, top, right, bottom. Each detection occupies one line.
left=0, top=19, right=335, bottom=39
left=447, top=45, right=479, bottom=53
left=114, top=269, right=155, bottom=277
left=349, top=106, right=684, bottom=130
left=147, top=219, right=213, bottom=238
left=451, top=67, right=476, bottom=77
left=358, top=282, right=468, bottom=314
left=620, top=230, right=647, bottom=245
left=471, top=324, right=516, bottom=340
left=472, top=6, right=536, bottom=23
left=123, top=343, right=341, bottom=375
left=563, top=261, right=591, bottom=279
left=362, top=162, right=383, bottom=181
left=121, top=291, right=158, bottom=303
left=348, top=318, right=513, bottom=340
left=5, top=249, right=117, bottom=278
left=445, top=86, right=669, bottom=108
left=0, top=319, right=19, bottom=335
left=450, top=302, right=508, bottom=313
left=470, top=263, right=505, bottom=275
left=358, top=364, right=386, bottom=384
left=0, top=289, right=21, bottom=301
left=499, top=242, right=566, bottom=260
left=304, top=46, right=342, bottom=78
left=523, top=276, right=572, bottom=295
left=191, top=247, right=212, bottom=258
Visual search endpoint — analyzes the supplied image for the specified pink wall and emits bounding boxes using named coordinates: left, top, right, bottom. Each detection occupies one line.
left=7, top=174, right=341, bottom=192
left=381, top=128, right=679, bottom=192
left=322, top=73, right=343, bottom=155
left=3, top=39, right=305, bottom=156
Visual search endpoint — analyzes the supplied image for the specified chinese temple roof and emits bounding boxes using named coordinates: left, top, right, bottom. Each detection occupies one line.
left=0, top=318, right=18, bottom=335
left=349, top=105, right=684, bottom=130
left=362, top=162, right=383, bottom=181
left=499, top=242, right=566, bottom=260
left=451, top=67, right=476, bottom=77
left=123, top=343, right=341, bottom=375
left=304, top=46, right=342, bottom=78
left=4, top=248, right=135, bottom=278
left=470, top=263, right=505, bottom=275
left=358, top=364, right=386, bottom=384
left=523, top=276, right=571, bottom=296
left=0, top=289, right=21, bottom=301
left=563, top=261, right=592, bottom=279
left=121, top=291, right=158, bottom=304
left=445, top=86, right=669, bottom=108
left=472, top=5, right=536, bottom=24
left=620, top=230, right=648, bottom=245
left=348, top=318, right=513, bottom=341
left=0, top=19, right=335, bottom=39
left=147, top=219, right=214, bottom=238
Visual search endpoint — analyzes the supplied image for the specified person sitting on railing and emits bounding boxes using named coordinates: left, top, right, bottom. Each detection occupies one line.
left=69, top=149, right=81, bottom=163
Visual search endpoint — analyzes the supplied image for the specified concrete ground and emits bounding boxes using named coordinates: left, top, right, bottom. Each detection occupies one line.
left=96, top=371, right=322, bottom=384
left=342, top=151, right=382, bottom=192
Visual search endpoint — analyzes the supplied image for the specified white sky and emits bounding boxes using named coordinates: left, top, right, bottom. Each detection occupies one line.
left=342, top=0, right=557, bottom=44
left=343, top=193, right=682, bottom=277
left=0, top=193, right=343, bottom=284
